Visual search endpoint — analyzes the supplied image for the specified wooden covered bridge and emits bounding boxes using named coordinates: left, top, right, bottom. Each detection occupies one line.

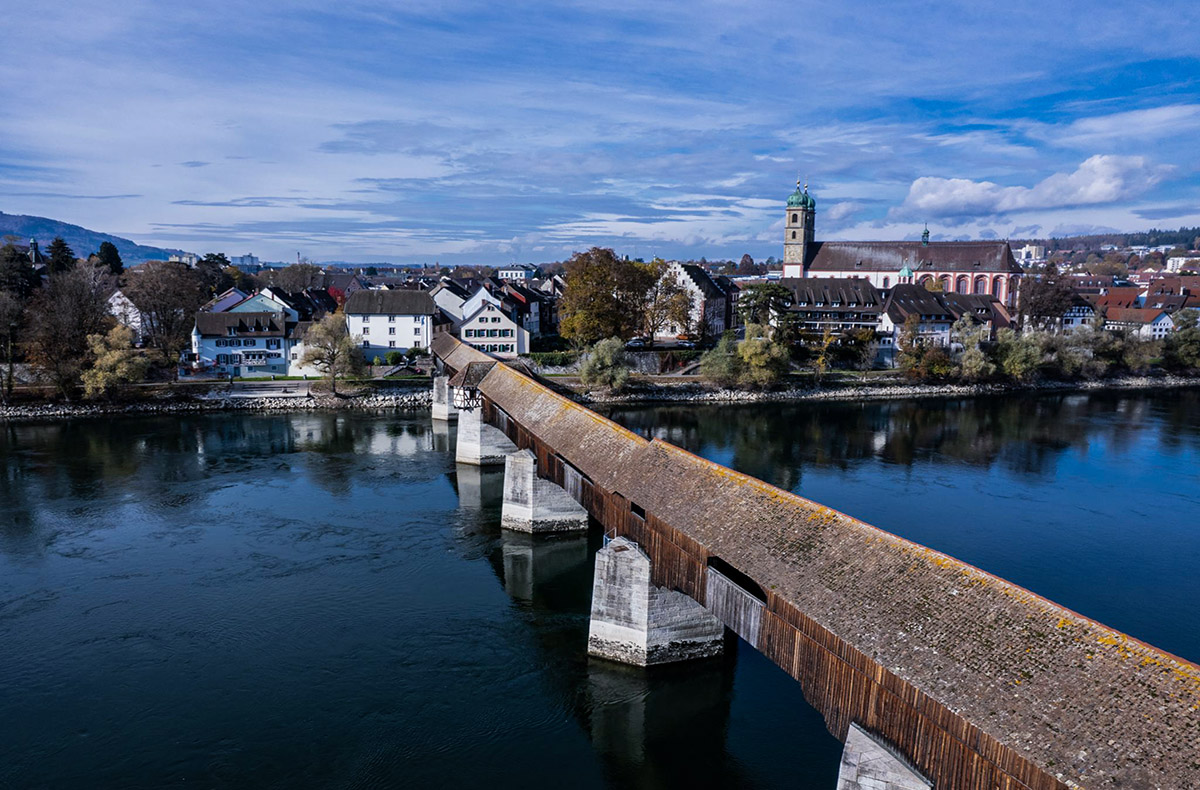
left=432, top=335, right=1200, bottom=789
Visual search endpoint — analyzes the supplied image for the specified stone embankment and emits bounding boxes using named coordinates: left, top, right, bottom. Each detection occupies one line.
left=0, top=388, right=431, bottom=422
left=576, top=373, right=1200, bottom=404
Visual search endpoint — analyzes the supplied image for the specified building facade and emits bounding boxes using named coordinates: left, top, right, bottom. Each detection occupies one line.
left=344, top=289, right=438, bottom=359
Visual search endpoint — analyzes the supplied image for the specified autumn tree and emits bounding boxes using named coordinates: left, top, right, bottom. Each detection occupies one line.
left=81, top=325, right=149, bottom=399
left=299, top=312, right=363, bottom=395
left=1165, top=309, right=1200, bottom=371
left=123, top=260, right=209, bottom=364
left=97, top=241, right=123, bottom=275
left=736, top=323, right=790, bottom=387
left=24, top=266, right=116, bottom=399
left=47, top=237, right=76, bottom=275
left=579, top=337, right=631, bottom=391
left=810, top=325, right=836, bottom=383
left=559, top=247, right=657, bottom=345
left=699, top=330, right=741, bottom=387
left=266, top=263, right=322, bottom=292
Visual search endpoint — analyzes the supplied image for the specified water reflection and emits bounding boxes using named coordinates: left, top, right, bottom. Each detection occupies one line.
left=602, top=389, right=1200, bottom=489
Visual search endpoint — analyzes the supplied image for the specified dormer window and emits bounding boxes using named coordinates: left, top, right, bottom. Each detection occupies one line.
left=227, top=327, right=237, bottom=337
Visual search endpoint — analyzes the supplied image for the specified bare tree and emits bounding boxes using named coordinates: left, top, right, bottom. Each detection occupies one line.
left=0, top=291, right=21, bottom=403
left=123, top=261, right=208, bottom=364
left=24, top=266, right=116, bottom=399
left=643, top=265, right=692, bottom=344
left=299, top=313, right=363, bottom=396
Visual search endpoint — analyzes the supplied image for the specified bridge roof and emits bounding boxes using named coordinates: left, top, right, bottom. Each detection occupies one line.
left=443, top=337, right=1200, bottom=788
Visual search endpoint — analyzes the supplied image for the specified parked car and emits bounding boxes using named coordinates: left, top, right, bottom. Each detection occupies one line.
left=625, top=338, right=647, bottom=349
left=676, top=340, right=696, bottom=349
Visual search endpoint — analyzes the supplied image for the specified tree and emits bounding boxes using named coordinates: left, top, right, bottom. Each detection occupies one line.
left=0, top=291, right=21, bottom=403
left=811, top=325, right=836, bottom=383
left=0, top=242, right=40, bottom=299
left=736, top=253, right=756, bottom=276
left=951, top=315, right=995, bottom=381
left=993, top=328, right=1041, bottom=382
left=24, top=266, right=116, bottom=399
left=643, top=263, right=692, bottom=343
left=81, top=325, right=149, bottom=399
left=265, top=263, right=322, bottom=292
left=223, top=265, right=258, bottom=292
left=559, top=247, right=657, bottom=345
left=737, top=283, right=793, bottom=326
left=736, top=323, right=790, bottom=387
left=579, top=337, right=631, bottom=391
left=896, top=314, right=923, bottom=373
left=699, top=330, right=741, bottom=387
left=1165, top=309, right=1200, bottom=372
left=47, top=237, right=76, bottom=275
left=299, top=313, right=363, bottom=395
left=122, top=260, right=209, bottom=364
left=1020, top=273, right=1076, bottom=331
left=97, top=241, right=123, bottom=275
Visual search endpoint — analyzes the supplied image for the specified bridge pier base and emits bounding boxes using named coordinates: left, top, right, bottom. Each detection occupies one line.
left=501, top=449, right=589, bottom=533
left=431, top=375, right=458, bottom=421
left=587, top=536, right=724, bottom=666
left=837, top=723, right=932, bottom=790
left=455, top=407, right=517, bottom=466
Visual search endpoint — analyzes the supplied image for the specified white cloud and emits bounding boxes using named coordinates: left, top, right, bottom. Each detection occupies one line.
left=1034, top=104, right=1200, bottom=148
left=892, top=155, right=1173, bottom=220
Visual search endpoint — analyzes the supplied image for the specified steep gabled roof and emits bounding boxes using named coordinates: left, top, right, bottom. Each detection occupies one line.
left=675, top=263, right=726, bottom=300
left=344, top=288, right=437, bottom=316
left=808, top=241, right=1021, bottom=274
left=883, top=284, right=955, bottom=323
left=780, top=277, right=882, bottom=310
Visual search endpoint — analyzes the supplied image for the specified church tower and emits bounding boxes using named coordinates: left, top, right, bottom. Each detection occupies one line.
left=782, top=179, right=815, bottom=278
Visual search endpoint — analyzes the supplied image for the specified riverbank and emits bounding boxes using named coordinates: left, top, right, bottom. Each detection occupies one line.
left=572, top=372, right=1200, bottom=404
left=0, top=386, right=432, bottom=422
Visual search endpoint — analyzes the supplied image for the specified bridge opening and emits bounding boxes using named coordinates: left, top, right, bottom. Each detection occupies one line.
left=706, top=557, right=767, bottom=603
left=630, top=501, right=646, bottom=521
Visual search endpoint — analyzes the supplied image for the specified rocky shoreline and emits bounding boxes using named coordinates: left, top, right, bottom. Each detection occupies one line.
left=575, top=373, right=1200, bottom=405
left=0, top=388, right=432, bottom=422
left=4, top=373, right=1197, bottom=422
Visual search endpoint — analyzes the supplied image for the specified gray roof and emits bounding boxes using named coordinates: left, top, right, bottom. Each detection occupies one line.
left=344, top=289, right=437, bottom=316
left=194, top=312, right=286, bottom=337
left=807, top=241, right=1021, bottom=274
left=780, top=277, right=882, bottom=310
left=884, top=284, right=955, bottom=323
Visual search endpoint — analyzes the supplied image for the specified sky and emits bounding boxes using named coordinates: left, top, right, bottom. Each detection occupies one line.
left=2, top=1, right=1199, bottom=265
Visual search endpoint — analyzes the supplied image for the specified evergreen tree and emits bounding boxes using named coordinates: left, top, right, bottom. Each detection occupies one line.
left=97, top=242, right=123, bottom=275
left=0, top=243, right=40, bottom=299
left=47, top=237, right=76, bottom=275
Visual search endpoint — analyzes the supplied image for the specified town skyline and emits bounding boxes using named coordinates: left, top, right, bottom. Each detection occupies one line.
left=3, top=1, right=1199, bottom=264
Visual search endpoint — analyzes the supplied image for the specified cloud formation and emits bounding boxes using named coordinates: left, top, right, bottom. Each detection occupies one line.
left=893, top=156, right=1174, bottom=221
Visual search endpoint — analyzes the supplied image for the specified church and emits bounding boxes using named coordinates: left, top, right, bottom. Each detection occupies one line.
left=781, top=181, right=1023, bottom=306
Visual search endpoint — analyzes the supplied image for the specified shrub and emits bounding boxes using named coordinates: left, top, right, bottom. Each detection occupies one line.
left=372, top=355, right=383, bottom=366
left=523, top=351, right=581, bottom=367
left=385, top=350, right=404, bottom=366
left=579, top=337, right=630, bottom=391
left=699, top=331, right=741, bottom=387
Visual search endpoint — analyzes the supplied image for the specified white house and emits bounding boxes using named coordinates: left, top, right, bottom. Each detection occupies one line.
left=459, top=301, right=529, bottom=358
left=189, top=312, right=291, bottom=378
left=1103, top=308, right=1175, bottom=340
left=657, top=261, right=728, bottom=339
left=497, top=263, right=539, bottom=282
left=107, top=289, right=147, bottom=345
left=344, top=289, right=438, bottom=359
left=876, top=284, right=955, bottom=367
left=430, top=279, right=472, bottom=322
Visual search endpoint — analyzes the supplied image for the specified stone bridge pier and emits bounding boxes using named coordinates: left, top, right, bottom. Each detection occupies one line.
left=431, top=375, right=457, bottom=422
left=455, top=405, right=517, bottom=466
left=587, top=537, right=724, bottom=666
left=501, top=449, right=589, bottom=534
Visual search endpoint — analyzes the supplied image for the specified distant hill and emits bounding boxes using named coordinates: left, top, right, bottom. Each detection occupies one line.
left=0, top=211, right=184, bottom=264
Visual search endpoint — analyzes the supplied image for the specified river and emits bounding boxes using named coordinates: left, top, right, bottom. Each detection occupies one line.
left=1, top=390, right=1197, bottom=788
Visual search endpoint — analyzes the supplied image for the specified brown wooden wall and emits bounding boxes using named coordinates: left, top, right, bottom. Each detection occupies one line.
left=482, top=398, right=1067, bottom=790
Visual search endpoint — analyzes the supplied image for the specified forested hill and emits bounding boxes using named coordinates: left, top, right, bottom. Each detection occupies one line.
left=1014, top=226, right=1200, bottom=252
left=0, top=211, right=183, bottom=264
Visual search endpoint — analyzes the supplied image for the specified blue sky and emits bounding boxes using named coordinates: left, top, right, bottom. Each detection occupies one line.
left=2, top=1, right=1199, bottom=264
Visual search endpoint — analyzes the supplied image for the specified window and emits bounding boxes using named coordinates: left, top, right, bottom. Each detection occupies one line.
left=388, top=315, right=395, bottom=322
left=413, top=328, right=421, bottom=336
left=464, top=329, right=474, bottom=338
left=488, top=329, right=498, bottom=337
left=362, top=315, right=370, bottom=322
left=362, top=340, right=369, bottom=348
left=389, top=341, right=396, bottom=347
left=791, top=231, right=797, bottom=239
left=791, top=213, right=798, bottom=223
left=291, top=353, right=297, bottom=360
left=267, top=339, right=280, bottom=349
left=244, top=339, right=256, bottom=347
left=502, top=329, right=512, bottom=337
left=227, top=327, right=237, bottom=337
left=363, top=327, right=370, bottom=335
left=388, top=327, right=395, bottom=335
left=882, top=277, right=890, bottom=288
left=217, top=354, right=229, bottom=364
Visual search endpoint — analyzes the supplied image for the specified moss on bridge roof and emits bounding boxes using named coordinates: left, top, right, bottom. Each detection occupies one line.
left=443, top=338, right=1200, bottom=788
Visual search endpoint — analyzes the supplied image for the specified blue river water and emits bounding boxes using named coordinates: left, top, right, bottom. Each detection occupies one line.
left=1, top=390, right=1198, bottom=788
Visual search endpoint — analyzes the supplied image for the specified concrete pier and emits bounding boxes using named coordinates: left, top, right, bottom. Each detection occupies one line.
left=431, top=375, right=458, bottom=421
left=501, top=449, right=589, bottom=533
left=587, top=537, right=724, bottom=666
left=837, top=724, right=932, bottom=790
left=455, top=407, right=517, bottom=466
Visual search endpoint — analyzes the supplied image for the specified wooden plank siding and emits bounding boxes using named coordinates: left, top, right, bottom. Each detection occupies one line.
left=480, top=392, right=1065, bottom=790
